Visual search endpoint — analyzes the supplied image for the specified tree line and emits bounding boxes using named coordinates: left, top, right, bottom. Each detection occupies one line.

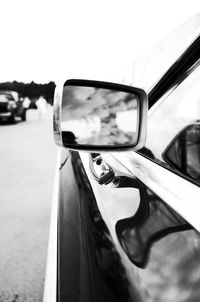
left=0, top=81, right=56, bottom=105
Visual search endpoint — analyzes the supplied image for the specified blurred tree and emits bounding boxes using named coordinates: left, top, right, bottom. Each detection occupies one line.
left=0, top=81, right=56, bottom=105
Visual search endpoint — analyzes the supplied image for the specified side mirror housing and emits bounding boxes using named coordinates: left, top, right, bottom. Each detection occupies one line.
left=53, top=79, right=148, bottom=152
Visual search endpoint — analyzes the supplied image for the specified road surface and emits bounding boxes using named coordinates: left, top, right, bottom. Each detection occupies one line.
left=0, top=109, right=58, bottom=302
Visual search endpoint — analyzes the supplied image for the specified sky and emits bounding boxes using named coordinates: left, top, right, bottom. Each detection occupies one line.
left=1, top=0, right=200, bottom=84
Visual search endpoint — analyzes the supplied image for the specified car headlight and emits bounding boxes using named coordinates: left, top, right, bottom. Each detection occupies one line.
left=7, top=100, right=17, bottom=109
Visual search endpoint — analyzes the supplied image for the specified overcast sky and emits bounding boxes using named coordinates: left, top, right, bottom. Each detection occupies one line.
left=1, top=0, right=200, bottom=83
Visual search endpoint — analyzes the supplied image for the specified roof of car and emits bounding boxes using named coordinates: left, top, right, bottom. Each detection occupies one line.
left=0, top=90, right=19, bottom=101
left=132, top=15, right=200, bottom=94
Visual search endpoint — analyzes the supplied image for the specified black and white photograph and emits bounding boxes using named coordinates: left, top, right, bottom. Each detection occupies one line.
left=1, top=1, right=200, bottom=301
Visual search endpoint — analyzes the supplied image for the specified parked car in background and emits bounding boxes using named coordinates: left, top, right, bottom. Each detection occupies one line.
left=0, top=91, right=26, bottom=123
left=44, top=15, right=200, bottom=302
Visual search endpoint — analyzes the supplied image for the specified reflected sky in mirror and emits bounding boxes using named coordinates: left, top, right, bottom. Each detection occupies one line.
left=61, top=85, right=139, bottom=146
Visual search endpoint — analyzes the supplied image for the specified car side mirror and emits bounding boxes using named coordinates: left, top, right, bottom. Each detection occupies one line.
left=53, top=79, right=148, bottom=151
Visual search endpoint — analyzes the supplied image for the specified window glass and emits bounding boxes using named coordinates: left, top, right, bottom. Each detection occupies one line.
left=144, top=62, right=200, bottom=185
left=163, top=123, right=200, bottom=182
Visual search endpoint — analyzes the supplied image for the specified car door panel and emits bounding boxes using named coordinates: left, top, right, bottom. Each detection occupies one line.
left=79, top=151, right=200, bottom=302
left=76, top=52, right=200, bottom=301
left=58, top=150, right=145, bottom=302
left=58, top=149, right=200, bottom=302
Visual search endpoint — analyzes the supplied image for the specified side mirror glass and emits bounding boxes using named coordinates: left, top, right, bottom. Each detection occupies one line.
left=54, top=79, right=148, bottom=151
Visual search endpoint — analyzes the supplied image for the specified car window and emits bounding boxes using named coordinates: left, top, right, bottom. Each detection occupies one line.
left=142, top=61, right=200, bottom=186
left=163, top=123, right=200, bottom=182
left=0, top=94, right=14, bottom=101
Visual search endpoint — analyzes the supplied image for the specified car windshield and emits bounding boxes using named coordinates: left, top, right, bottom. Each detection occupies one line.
left=0, top=94, right=14, bottom=101
left=131, top=14, right=200, bottom=92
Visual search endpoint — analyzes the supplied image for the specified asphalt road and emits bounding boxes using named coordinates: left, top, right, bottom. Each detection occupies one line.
left=0, top=109, right=58, bottom=302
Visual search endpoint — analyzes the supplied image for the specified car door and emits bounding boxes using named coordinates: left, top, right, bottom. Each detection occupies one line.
left=80, top=49, right=200, bottom=302
left=89, top=57, right=200, bottom=301
left=53, top=44, right=200, bottom=302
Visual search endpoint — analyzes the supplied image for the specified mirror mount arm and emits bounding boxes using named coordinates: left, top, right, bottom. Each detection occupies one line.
left=89, top=153, right=140, bottom=188
left=89, top=153, right=115, bottom=185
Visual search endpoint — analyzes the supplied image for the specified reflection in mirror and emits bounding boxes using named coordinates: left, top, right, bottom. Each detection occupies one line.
left=61, top=85, right=139, bottom=147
